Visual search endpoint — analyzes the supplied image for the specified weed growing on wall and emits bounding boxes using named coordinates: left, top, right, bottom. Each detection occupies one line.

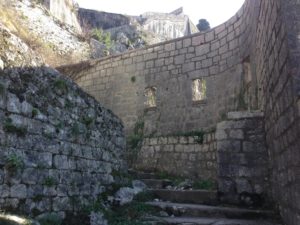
left=43, top=177, right=57, bottom=187
left=131, top=76, right=136, bottom=83
left=5, top=154, right=24, bottom=171
left=31, top=108, right=39, bottom=118
left=127, top=119, right=144, bottom=165
left=37, top=213, right=62, bottom=225
left=53, top=79, right=68, bottom=93
left=3, top=118, right=28, bottom=137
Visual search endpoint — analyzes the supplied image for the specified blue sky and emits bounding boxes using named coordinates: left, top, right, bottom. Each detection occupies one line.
left=76, top=0, right=245, bottom=28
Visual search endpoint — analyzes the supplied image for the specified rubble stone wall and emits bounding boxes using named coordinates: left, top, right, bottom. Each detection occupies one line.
left=0, top=67, right=125, bottom=217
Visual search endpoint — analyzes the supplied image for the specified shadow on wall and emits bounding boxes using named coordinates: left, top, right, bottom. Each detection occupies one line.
left=0, top=66, right=125, bottom=219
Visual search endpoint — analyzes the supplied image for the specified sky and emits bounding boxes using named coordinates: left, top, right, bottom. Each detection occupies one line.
left=76, top=0, right=245, bottom=28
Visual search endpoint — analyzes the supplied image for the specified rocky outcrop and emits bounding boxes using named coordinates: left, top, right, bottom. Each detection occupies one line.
left=2, top=0, right=91, bottom=66
left=0, top=23, right=43, bottom=68
left=78, top=7, right=199, bottom=56
left=43, top=0, right=82, bottom=33
left=137, top=9, right=199, bottom=40
left=78, top=8, right=130, bottom=30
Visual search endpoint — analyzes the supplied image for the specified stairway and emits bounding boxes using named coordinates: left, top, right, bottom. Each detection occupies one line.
left=130, top=170, right=282, bottom=225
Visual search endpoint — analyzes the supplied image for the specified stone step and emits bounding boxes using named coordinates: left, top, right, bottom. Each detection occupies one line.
left=142, top=179, right=173, bottom=189
left=150, top=189, right=218, bottom=205
left=147, top=202, right=275, bottom=220
left=149, top=216, right=281, bottom=225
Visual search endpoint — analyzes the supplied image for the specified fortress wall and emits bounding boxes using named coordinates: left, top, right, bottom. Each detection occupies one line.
left=65, top=0, right=257, bottom=136
left=59, top=1, right=300, bottom=222
left=254, top=0, right=300, bottom=224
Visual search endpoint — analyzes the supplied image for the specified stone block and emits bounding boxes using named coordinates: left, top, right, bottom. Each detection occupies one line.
left=150, top=138, right=158, bottom=145
left=54, top=155, right=69, bottom=170
left=179, top=136, right=188, bottom=144
left=236, top=178, right=253, bottom=193
left=10, top=184, right=27, bottom=198
left=174, top=144, right=184, bottom=152
left=183, top=38, right=192, bottom=48
left=229, top=129, right=244, bottom=139
left=174, top=55, right=185, bottom=64
left=192, top=35, right=205, bottom=46
left=195, top=44, right=210, bottom=56
left=205, top=31, right=215, bottom=42
left=182, top=62, right=195, bottom=73
left=227, top=111, right=264, bottom=119
left=217, top=140, right=241, bottom=152
left=7, top=93, right=21, bottom=113
left=216, top=129, right=227, bottom=140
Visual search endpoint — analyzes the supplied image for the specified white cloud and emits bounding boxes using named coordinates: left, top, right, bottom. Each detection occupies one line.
left=76, top=0, right=245, bottom=27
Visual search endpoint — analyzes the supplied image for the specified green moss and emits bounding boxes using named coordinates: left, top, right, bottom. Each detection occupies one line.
left=82, top=116, right=94, bottom=126
left=37, top=213, right=62, bottom=225
left=3, top=118, right=27, bottom=137
left=43, top=177, right=57, bottom=187
left=131, top=76, right=136, bottom=83
left=32, top=195, right=43, bottom=202
left=105, top=202, right=157, bottom=225
left=31, top=108, right=39, bottom=118
left=6, top=154, right=24, bottom=171
left=53, top=79, right=67, bottom=92
left=192, top=180, right=215, bottom=190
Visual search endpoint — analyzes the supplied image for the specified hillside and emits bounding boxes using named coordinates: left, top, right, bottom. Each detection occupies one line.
left=0, top=0, right=200, bottom=66
left=0, top=0, right=90, bottom=67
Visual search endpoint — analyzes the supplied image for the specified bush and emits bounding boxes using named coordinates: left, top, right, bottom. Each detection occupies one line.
left=92, top=29, right=112, bottom=49
left=197, top=19, right=210, bottom=32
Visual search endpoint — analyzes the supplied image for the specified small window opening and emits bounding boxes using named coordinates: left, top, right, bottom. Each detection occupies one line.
left=192, top=79, right=207, bottom=101
left=144, top=87, right=157, bottom=108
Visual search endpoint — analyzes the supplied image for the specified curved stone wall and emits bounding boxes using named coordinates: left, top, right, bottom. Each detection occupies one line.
left=60, top=0, right=259, bottom=136
left=59, top=1, right=300, bottom=224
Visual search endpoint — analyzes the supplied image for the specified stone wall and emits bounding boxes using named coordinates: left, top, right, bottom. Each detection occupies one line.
left=254, top=0, right=300, bottom=224
left=216, top=111, right=269, bottom=207
left=59, top=0, right=260, bottom=135
left=135, top=132, right=217, bottom=179
left=0, top=67, right=125, bottom=217
left=57, top=1, right=300, bottom=224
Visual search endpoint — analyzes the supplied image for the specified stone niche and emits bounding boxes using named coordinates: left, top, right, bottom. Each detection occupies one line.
left=216, top=111, right=270, bottom=207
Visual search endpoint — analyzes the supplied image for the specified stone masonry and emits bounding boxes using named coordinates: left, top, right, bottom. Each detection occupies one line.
left=58, top=1, right=300, bottom=224
left=0, top=67, right=125, bottom=217
left=216, top=111, right=269, bottom=207
left=135, top=132, right=217, bottom=179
